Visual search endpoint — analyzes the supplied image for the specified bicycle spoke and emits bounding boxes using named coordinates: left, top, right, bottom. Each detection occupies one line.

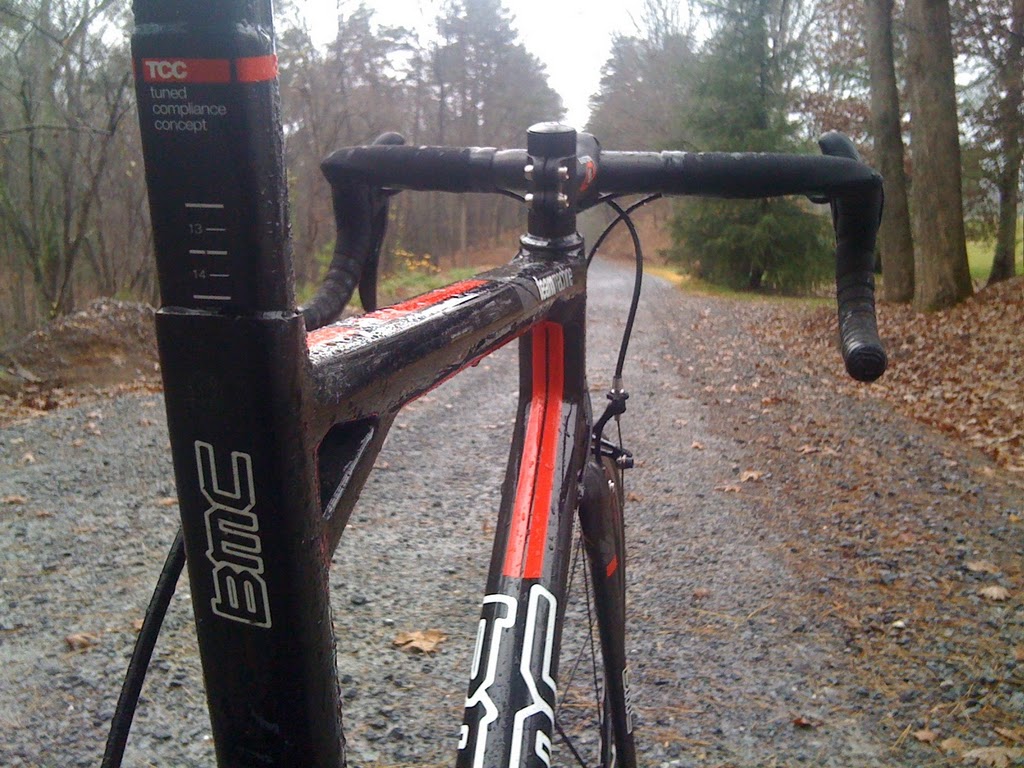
left=554, top=522, right=609, bottom=767
left=555, top=718, right=592, bottom=768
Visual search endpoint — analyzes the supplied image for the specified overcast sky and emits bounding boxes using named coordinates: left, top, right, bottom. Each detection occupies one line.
left=300, top=0, right=653, bottom=128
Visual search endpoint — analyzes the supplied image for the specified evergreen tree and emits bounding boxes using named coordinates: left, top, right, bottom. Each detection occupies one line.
left=669, top=0, right=832, bottom=292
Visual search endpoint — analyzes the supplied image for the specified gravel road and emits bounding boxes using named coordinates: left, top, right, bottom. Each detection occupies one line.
left=2, top=259, right=1022, bottom=768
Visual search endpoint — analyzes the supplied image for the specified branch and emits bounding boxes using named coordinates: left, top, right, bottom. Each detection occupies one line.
left=0, top=123, right=114, bottom=137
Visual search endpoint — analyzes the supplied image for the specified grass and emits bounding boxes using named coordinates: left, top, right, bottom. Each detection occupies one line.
left=645, top=264, right=830, bottom=306
left=297, top=264, right=486, bottom=313
left=967, top=219, right=1024, bottom=282
left=652, top=218, right=1023, bottom=299
left=375, top=266, right=482, bottom=306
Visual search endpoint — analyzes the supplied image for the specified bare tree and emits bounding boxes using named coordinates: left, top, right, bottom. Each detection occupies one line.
left=277, top=5, right=412, bottom=285
left=0, top=0, right=134, bottom=329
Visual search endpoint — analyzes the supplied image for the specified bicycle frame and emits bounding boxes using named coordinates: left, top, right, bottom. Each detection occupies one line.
left=156, top=244, right=616, bottom=767
left=131, top=2, right=630, bottom=765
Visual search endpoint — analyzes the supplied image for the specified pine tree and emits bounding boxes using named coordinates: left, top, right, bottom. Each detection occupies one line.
left=669, top=0, right=832, bottom=292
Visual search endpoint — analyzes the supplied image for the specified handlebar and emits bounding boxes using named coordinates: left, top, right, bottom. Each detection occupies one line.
left=307, top=125, right=886, bottom=382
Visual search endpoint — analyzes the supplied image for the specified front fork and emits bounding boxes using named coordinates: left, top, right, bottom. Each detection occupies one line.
left=578, top=451, right=637, bottom=768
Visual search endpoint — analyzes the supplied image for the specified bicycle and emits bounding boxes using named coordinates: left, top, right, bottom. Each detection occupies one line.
left=107, top=1, right=886, bottom=766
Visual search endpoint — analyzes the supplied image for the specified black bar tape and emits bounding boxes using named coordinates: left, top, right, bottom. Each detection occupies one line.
left=315, top=132, right=888, bottom=382
left=321, top=146, right=528, bottom=192
left=820, top=133, right=887, bottom=382
left=301, top=183, right=374, bottom=330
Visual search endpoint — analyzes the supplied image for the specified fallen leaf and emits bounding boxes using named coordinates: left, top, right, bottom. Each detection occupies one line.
left=65, top=632, right=100, bottom=651
left=714, top=484, right=742, bottom=493
left=2, top=494, right=27, bottom=505
left=740, top=469, right=765, bottom=482
left=797, top=444, right=819, bottom=455
left=913, top=729, right=938, bottom=743
left=156, top=497, right=178, bottom=507
left=691, top=441, right=705, bottom=450
left=393, top=629, right=447, bottom=654
left=979, top=586, right=1011, bottom=601
left=792, top=716, right=818, bottom=729
left=966, top=560, right=1001, bottom=574
left=20, top=452, right=35, bottom=465
left=1014, top=647, right=1024, bottom=663
left=132, top=619, right=145, bottom=632
left=940, top=737, right=969, bottom=754
left=692, top=588, right=712, bottom=601
left=995, top=727, right=1024, bottom=744
left=960, top=747, right=1024, bottom=767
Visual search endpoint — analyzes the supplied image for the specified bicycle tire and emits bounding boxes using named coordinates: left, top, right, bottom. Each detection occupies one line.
left=556, top=456, right=636, bottom=768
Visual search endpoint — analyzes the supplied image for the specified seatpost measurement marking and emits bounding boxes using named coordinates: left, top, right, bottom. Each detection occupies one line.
left=185, top=203, right=233, bottom=302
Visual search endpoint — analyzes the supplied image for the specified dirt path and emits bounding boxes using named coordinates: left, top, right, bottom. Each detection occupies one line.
left=1, top=260, right=1021, bottom=767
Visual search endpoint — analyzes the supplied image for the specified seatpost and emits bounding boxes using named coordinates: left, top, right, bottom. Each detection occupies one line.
left=132, top=0, right=292, bottom=312
left=132, top=2, right=344, bottom=765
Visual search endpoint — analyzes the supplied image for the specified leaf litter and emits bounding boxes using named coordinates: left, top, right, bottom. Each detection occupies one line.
left=674, top=276, right=1024, bottom=765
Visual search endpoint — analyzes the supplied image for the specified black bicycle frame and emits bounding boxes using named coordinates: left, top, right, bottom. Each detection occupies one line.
left=131, top=2, right=629, bottom=766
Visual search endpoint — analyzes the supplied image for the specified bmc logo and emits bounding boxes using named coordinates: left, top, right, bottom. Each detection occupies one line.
left=195, top=441, right=272, bottom=628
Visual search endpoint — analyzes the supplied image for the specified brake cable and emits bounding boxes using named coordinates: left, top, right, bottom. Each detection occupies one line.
left=588, top=195, right=659, bottom=458
left=101, top=528, right=185, bottom=768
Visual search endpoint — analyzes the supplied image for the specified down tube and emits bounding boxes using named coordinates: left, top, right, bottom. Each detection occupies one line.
left=457, top=298, right=589, bottom=768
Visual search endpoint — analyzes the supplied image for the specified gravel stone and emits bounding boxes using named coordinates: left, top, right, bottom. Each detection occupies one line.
left=2, top=260, right=1022, bottom=767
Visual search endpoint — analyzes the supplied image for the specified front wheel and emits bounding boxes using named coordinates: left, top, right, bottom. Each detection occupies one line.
left=555, top=457, right=636, bottom=767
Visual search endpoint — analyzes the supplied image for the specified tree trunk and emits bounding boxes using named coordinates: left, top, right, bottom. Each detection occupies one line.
left=865, top=0, right=915, bottom=302
left=905, top=0, right=973, bottom=311
left=990, top=156, right=1022, bottom=286
left=987, top=0, right=1024, bottom=286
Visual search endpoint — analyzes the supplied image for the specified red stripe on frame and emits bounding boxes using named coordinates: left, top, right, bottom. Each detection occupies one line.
left=138, top=56, right=278, bottom=85
left=503, top=322, right=564, bottom=579
left=236, top=55, right=278, bottom=83
left=605, top=554, right=619, bottom=578
left=386, top=279, right=489, bottom=314
left=140, top=58, right=231, bottom=84
left=305, top=279, right=488, bottom=349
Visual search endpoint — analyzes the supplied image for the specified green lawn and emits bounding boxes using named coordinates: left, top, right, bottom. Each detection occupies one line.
left=297, top=265, right=483, bottom=312
left=967, top=218, right=1024, bottom=282
left=645, top=264, right=831, bottom=305
left=374, top=265, right=482, bottom=307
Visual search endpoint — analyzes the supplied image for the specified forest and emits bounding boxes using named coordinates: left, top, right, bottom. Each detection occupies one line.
left=0, top=0, right=1020, bottom=341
